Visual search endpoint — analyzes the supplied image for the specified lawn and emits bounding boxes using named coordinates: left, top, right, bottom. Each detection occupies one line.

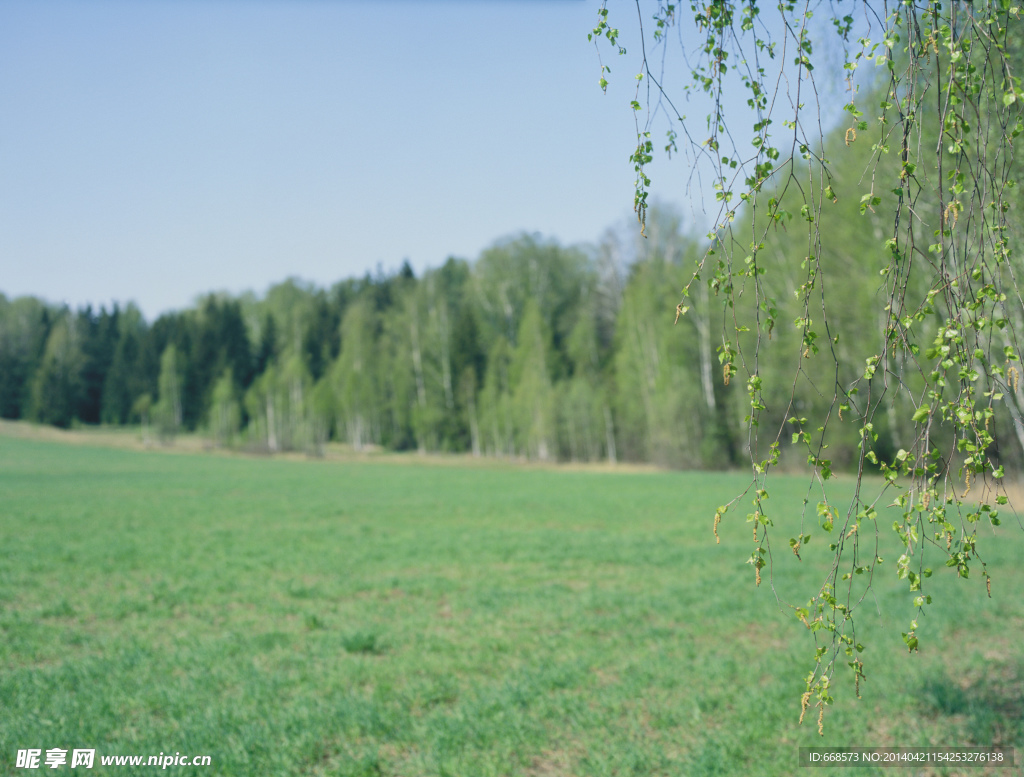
left=0, top=433, right=1021, bottom=775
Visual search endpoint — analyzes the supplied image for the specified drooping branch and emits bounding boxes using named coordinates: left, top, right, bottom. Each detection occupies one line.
left=593, top=0, right=1024, bottom=728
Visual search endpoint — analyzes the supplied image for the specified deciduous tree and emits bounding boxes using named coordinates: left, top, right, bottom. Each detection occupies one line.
left=592, top=0, right=1024, bottom=724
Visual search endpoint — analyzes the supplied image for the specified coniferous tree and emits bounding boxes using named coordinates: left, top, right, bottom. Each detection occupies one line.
left=451, top=305, right=485, bottom=453
left=254, top=314, right=278, bottom=379
left=78, top=305, right=120, bottom=424
left=377, top=286, right=418, bottom=451
left=0, top=296, right=51, bottom=420
left=101, top=305, right=149, bottom=425
left=302, top=291, right=341, bottom=382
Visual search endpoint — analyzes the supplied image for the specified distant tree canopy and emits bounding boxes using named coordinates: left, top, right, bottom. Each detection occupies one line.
left=3, top=161, right=1024, bottom=476
left=0, top=180, right=977, bottom=468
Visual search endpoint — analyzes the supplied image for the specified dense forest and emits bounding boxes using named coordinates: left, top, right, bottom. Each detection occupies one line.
left=4, top=100, right=1024, bottom=473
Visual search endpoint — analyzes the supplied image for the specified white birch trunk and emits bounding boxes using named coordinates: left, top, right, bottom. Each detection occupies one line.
left=604, top=404, right=617, bottom=464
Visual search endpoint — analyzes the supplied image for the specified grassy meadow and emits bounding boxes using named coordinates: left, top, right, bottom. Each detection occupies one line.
left=0, top=430, right=1021, bottom=776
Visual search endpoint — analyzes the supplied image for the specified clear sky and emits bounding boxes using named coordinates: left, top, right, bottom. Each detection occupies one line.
left=0, top=0, right=749, bottom=319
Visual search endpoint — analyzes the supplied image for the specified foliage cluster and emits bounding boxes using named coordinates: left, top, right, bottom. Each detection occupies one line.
left=592, top=0, right=1024, bottom=724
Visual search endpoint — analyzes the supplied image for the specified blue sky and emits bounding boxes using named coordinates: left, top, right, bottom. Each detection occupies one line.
left=0, top=0, right=757, bottom=319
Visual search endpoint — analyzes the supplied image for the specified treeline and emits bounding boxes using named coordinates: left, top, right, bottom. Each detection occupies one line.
left=5, top=101, right=1024, bottom=472
left=4, top=201, right=1024, bottom=472
left=0, top=226, right=739, bottom=467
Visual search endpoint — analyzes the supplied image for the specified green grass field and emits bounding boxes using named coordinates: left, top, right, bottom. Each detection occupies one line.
left=0, top=433, right=1021, bottom=776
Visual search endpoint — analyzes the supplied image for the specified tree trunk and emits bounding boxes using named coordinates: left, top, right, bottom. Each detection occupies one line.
left=410, top=314, right=427, bottom=453
left=353, top=413, right=364, bottom=452
left=468, top=388, right=481, bottom=457
left=439, top=302, right=454, bottom=411
left=604, top=404, right=617, bottom=464
left=695, top=280, right=717, bottom=413
left=266, top=394, right=278, bottom=452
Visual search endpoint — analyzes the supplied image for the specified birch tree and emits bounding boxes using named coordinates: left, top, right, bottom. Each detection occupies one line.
left=153, top=344, right=182, bottom=442
left=511, top=301, right=556, bottom=461
left=593, top=0, right=1024, bottom=722
left=209, top=368, right=241, bottom=447
left=333, top=300, right=380, bottom=451
left=30, top=312, right=83, bottom=429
